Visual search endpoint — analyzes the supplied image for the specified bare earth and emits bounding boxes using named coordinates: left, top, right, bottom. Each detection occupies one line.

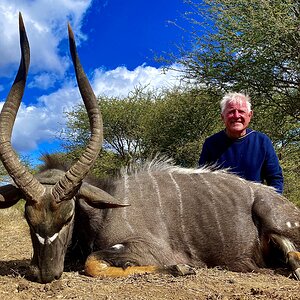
left=0, top=208, right=299, bottom=300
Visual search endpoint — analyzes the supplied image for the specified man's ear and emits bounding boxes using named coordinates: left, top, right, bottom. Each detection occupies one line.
left=249, top=110, right=253, bottom=118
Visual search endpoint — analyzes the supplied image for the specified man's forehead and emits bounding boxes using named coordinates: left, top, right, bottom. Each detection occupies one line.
left=226, top=100, right=248, bottom=110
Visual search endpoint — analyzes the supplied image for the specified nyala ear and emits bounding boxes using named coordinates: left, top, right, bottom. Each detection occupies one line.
left=0, top=184, right=24, bottom=208
left=78, top=182, right=130, bottom=209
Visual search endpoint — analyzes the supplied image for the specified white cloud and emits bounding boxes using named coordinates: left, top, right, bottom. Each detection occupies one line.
left=0, top=0, right=91, bottom=77
left=92, top=64, right=183, bottom=98
left=0, top=86, right=80, bottom=152
left=28, top=72, right=58, bottom=90
left=0, top=64, right=183, bottom=153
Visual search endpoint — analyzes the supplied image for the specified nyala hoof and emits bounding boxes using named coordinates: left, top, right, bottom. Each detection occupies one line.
left=166, top=264, right=196, bottom=276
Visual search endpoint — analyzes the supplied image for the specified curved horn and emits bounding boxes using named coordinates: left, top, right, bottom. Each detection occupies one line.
left=52, top=24, right=103, bottom=202
left=0, top=13, right=45, bottom=202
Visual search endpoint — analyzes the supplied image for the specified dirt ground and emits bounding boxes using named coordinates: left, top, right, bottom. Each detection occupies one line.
left=0, top=208, right=299, bottom=300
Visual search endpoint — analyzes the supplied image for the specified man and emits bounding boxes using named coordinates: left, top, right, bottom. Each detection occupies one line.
left=199, top=92, right=283, bottom=194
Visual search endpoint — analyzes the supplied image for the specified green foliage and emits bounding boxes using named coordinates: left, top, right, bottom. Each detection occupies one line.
left=142, top=88, right=222, bottom=166
left=62, top=88, right=156, bottom=176
left=0, top=155, right=34, bottom=181
left=63, top=87, right=222, bottom=169
left=179, top=0, right=300, bottom=121
left=63, top=105, right=90, bottom=151
left=251, top=105, right=300, bottom=203
left=280, top=144, right=300, bottom=206
left=65, top=148, right=124, bottom=179
left=100, top=88, right=154, bottom=163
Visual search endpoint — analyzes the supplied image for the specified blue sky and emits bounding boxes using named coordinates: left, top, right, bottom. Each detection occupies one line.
left=0, top=0, right=193, bottom=165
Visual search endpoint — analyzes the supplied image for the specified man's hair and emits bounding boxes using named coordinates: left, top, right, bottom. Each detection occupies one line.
left=220, top=92, right=251, bottom=113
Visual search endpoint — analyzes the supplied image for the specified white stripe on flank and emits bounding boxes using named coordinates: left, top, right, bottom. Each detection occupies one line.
left=148, top=170, right=163, bottom=211
left=148, top=169, right=168, bottom=233
left=198, top=174, right=225, bottom=247
left=134, top=171, right=144, bottom=201
left=249, top=186, right=255, bottom=205
left=169, top=171, right=194, bottom=257
left=123, top=173, right=134, bottom=233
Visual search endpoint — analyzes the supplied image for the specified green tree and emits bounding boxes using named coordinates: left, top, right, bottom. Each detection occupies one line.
left=100, top=88, right=154, bottom=163
left=0, top=155, right=34, bottom=182
left=62, top=88, right=156, bottom=176
left=143, top=88, right=222, bottom=166
left=176, top=0, right=299, bottom=120
left=64, top=88, right=154, bottom=161
left=63, top=87, right=222, bottom=168
left=250, top=103, right=300, bottom=205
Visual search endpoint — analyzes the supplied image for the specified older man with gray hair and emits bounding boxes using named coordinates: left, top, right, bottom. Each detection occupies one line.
left=199, top=92, right=283, bottom=193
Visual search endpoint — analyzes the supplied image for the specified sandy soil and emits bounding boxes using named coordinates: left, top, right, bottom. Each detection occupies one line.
left=0, top=208, right=299, bottom=300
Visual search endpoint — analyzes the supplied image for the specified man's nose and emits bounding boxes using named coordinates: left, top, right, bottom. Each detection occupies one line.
left=233, top=110, right=240, bottom=118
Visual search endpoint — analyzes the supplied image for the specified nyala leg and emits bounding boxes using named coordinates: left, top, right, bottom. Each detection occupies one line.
left=85, top=255, right=159, bottom=277
left=84, top=246, right=195, bottom=278
left=271, top=234, right=300, bottom=280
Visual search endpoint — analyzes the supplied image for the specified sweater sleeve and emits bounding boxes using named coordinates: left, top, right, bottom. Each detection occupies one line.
left=261, top=137, right=284, bottom=194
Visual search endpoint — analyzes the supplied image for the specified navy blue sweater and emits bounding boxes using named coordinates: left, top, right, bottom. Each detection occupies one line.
left=199, top=129, right=283, bottom=194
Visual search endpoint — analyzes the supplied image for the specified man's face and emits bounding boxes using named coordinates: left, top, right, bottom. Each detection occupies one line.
left=221, top=100, right=253, bottom=138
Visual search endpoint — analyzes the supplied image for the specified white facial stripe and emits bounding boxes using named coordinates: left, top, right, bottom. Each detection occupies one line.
left=36, top=233, right=45, bottom=245
left=34, top=206, right=75, bottom=245
left=35, top=232, right=59, bottom=245
left=49, top=233, right=58, bottom=243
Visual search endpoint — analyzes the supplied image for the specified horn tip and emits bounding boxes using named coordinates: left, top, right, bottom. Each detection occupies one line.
left=19, top=12, right=24, bottom=29
left=68, top=23, right=75, bottom=41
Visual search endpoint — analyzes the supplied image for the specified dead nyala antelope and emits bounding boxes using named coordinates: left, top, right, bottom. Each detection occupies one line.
left=0, top=14, right=300, bottom=284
